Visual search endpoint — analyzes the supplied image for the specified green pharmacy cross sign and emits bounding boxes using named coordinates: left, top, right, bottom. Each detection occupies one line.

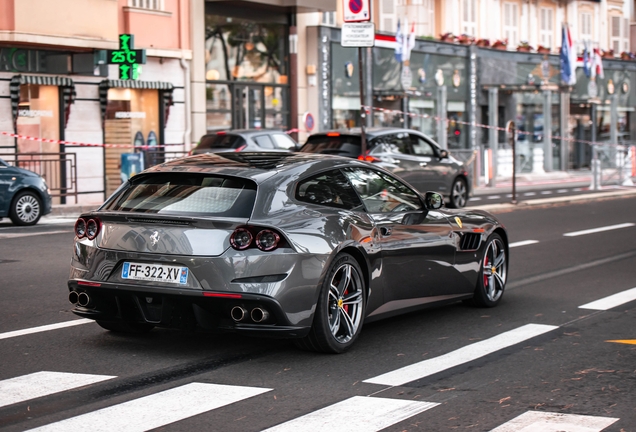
left=108, top=34, right=146, bottom=80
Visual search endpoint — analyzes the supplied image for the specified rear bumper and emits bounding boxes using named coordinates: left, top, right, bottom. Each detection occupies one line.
left=68, top=279, right=311, bottom=338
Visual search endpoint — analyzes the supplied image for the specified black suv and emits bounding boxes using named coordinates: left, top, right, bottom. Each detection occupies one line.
left=299, top=128, right=470, bottom=208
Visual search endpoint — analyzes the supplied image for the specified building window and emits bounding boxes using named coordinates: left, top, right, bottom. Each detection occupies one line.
left=462, top=0, right=477, bottom=36
left=322, top=11, right=336, bottom=27
left=380, top=0, right=395, bottom=33
left=609, top=15, right=629, bottom=53
left=503, top=3, right=518, bottom=48
left=539, top=7, right=554, bottom=48
left=579, top=12, right=592, bottom=41
left=623, top=17, right=629, bottom=52
left=129, top=0, right=164, bottom=10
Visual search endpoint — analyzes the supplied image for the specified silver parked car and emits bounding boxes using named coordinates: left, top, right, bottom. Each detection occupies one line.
left=191, top=129, right=299, bottom=155
left=300, top=128, right=471, bottom=208
left=68, top=152, right=508, bottom=353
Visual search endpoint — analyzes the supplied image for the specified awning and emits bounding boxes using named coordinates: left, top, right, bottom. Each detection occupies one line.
left=99, top=80, right=175, bottom=124
left=10, top=75, right=76, bottom=132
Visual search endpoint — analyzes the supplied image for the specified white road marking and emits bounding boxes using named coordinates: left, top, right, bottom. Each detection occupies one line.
left=262, top=396, right=439, bottom=432
left=573, top=187, right=584, bottom=191
left=540, top=190, right=552, bottom=195
left=27, top=383, right=271, bottom=432
left=579, top=287, right=636, bottom=310
left=363, top=324, right=557, bottom=387
left=0, top=319, right=93, bottom=340
left=557, top=189, right=569, bottom=193
left=0, top=372, right=115, bottom=408
left=0, top=230, right=72, bottom=239
left=490, top=411, right=619, bottom=431
left=471, top=197, right=482, bottom=201
left=487, top=195, right=501, bottom=199
left=509, top=240, right=539, bottom=248
left=524, top=192, right=537, bottom=196
left=563, top=223, right=635, bottom=237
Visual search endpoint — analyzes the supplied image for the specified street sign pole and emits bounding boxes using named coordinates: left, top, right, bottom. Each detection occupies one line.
left=506, top=120, right=517, bottom=204
left=359, top=47, right=367, bottom=156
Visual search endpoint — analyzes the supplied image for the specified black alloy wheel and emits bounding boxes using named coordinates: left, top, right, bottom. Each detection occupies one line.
left=469, top=233, right=507, bottom=307
left=295, top=253, right=366, bottom=353
left=10, top=191, right=42, bottom=226
left=448, top=177, right=468, bottom=208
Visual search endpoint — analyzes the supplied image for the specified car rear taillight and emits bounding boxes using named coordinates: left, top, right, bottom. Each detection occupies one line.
left=74, top=218, right=87, bottom=238
left=255, top=230, right=280, bottom=251
left=230, top=227, right=285, bottom=251
left=230, top=228, right=253, bottom=250
left=357, top=155, right=381, bottom=163
left=86, top=218, right=101, bottom=240
left=326, top=132, right=340, bottom=137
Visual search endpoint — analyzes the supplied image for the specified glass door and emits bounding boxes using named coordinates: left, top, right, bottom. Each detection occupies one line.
left=232, top=85, right=263, bottom=129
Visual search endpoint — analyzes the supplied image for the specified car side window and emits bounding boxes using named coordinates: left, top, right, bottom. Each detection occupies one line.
left=295, top=170, right=363, bottom=210
left=410, top=135, right=436, bottom=156
left=342, top=168, right=422, bottom=213
left=271, top=134, right=297, bottom=150
left=253, top=135, right=275, bottom=149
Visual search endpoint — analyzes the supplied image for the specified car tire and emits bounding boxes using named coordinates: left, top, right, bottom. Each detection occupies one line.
left=295, top=253, right=366, bottom=354
left=469, top=233, right=507, bottom=307
left=96, top=320, right=155, bottom=334
left=9, top=191, right=42, bottom=226
left=448, top=177, right=468, bottom=209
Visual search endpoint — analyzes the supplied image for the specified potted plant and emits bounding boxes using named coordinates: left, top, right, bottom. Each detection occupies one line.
left=517, top=41, right=533, bottom=52
left=440, top=32, right=456, bottom=43
left=457, top=34, right=474, bottom=45
left=536, top=45, right=550, bottom=54
left=492, top=39, right=507, bottom=50
left=602, top=49, right=615, bottom=59
left=620, top=51, right=634, bottom=60
left=475, top=38, right=490, bottom=47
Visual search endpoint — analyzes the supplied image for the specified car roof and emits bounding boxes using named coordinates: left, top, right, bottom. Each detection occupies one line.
left=309, top=127, right=418, bottom=138
left=143, top=152, right=366, bottom=183
left=204, top=129, right=289, bottom=137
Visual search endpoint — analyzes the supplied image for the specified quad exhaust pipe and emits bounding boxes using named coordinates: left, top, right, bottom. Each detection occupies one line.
left=68, top=291, right=79, bottom=305
left=77, top=292, right=91, bottom=307
left=230, top=306, right=270, bottom=323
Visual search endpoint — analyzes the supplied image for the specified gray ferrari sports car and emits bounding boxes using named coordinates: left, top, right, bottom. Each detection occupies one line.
left=68, top=152, right=508, bottom=353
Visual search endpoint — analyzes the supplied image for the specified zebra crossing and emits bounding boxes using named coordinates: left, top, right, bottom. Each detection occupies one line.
left=0, top=369, right=620, bottom=432
left=3, top=286, right=635, bottom=431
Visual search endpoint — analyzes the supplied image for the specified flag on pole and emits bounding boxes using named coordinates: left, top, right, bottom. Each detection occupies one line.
left=395, top=19, right=403, bottom=63
left=591, top=48, right=604, bottom=79
left=560, top=23, right=577, bottom=85
left=582, top=42, right=591, bottom=78
left=403, top=20, right=416, bottom=63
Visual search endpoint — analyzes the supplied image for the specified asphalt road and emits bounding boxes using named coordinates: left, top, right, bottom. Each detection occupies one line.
left=0, top=194, right=635, bottom=431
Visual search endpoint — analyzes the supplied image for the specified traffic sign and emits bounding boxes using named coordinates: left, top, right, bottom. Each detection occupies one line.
left=343, top=0, right=370, bottom=22
left=341, top=23, right=375, bottom=47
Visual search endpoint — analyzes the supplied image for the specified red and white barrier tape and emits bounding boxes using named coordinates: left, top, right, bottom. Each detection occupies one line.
left=363, top=106, right=630, bottom=149
left=0, top=131, right=186, bottom=149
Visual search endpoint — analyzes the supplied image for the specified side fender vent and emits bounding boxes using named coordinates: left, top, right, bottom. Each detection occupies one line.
left=459, top=233, right=482, bottom=251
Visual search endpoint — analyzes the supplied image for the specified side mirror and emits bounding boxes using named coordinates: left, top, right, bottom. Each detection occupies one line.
left=439, top=149, right=449, bottom=159
left=424, top=192, right=443, bottom=210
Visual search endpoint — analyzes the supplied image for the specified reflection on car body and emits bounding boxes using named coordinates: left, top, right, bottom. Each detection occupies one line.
left=68, top=152, right=508, bottom=353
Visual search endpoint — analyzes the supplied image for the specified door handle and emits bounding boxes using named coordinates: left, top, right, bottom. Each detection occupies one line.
left=380, top=226, right=392, bottom=236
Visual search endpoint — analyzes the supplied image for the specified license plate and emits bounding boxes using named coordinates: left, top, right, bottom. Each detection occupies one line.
left=121, top=262, right=189, bottom=285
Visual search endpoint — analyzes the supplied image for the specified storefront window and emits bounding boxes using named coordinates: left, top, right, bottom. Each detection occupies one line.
left=16, top=84, right=59, bottom=154
left=206, top=83, right=232, bottom=132
left=205, top=16, right=287, bottom=84
left=514, top=91, right=560, bottom=172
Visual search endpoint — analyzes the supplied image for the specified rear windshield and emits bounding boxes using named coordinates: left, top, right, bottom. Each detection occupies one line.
left=300, top=135, right=361, bottom=157
left=197, top=134, right=246, bottom=150
left=104, top=173, right=257, bottom=217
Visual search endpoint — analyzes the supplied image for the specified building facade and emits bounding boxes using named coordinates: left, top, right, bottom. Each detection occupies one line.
left=0, top=0, right=192, bottom=202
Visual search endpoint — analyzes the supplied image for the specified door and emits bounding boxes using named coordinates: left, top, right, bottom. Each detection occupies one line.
left=409, top=133, right=455, bottom=195
left=342, top=167, right=460, bottom=303
left=369, top=132, right=426, bottom=187
left=0, top=160, right=15, bottom=214
left=232, top=85, right=263, bottom=129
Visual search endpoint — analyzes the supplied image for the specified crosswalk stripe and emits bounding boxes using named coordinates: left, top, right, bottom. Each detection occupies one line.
left=363, top=324, right=557, bottom=387
left=563, top=222, right=635, bottom=237
left=490, top=411, right=619, bottom=431
left=0, top=319, right=92, bottom=340
left=579, top=287, right=636, bottom=310
left=262, top=396, right=439, bottom=432
left=27, top=383, right=271, bottom=432
left=0, top=372, right=115, bottom=408
left=509, top=240, right=539, bottom=248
